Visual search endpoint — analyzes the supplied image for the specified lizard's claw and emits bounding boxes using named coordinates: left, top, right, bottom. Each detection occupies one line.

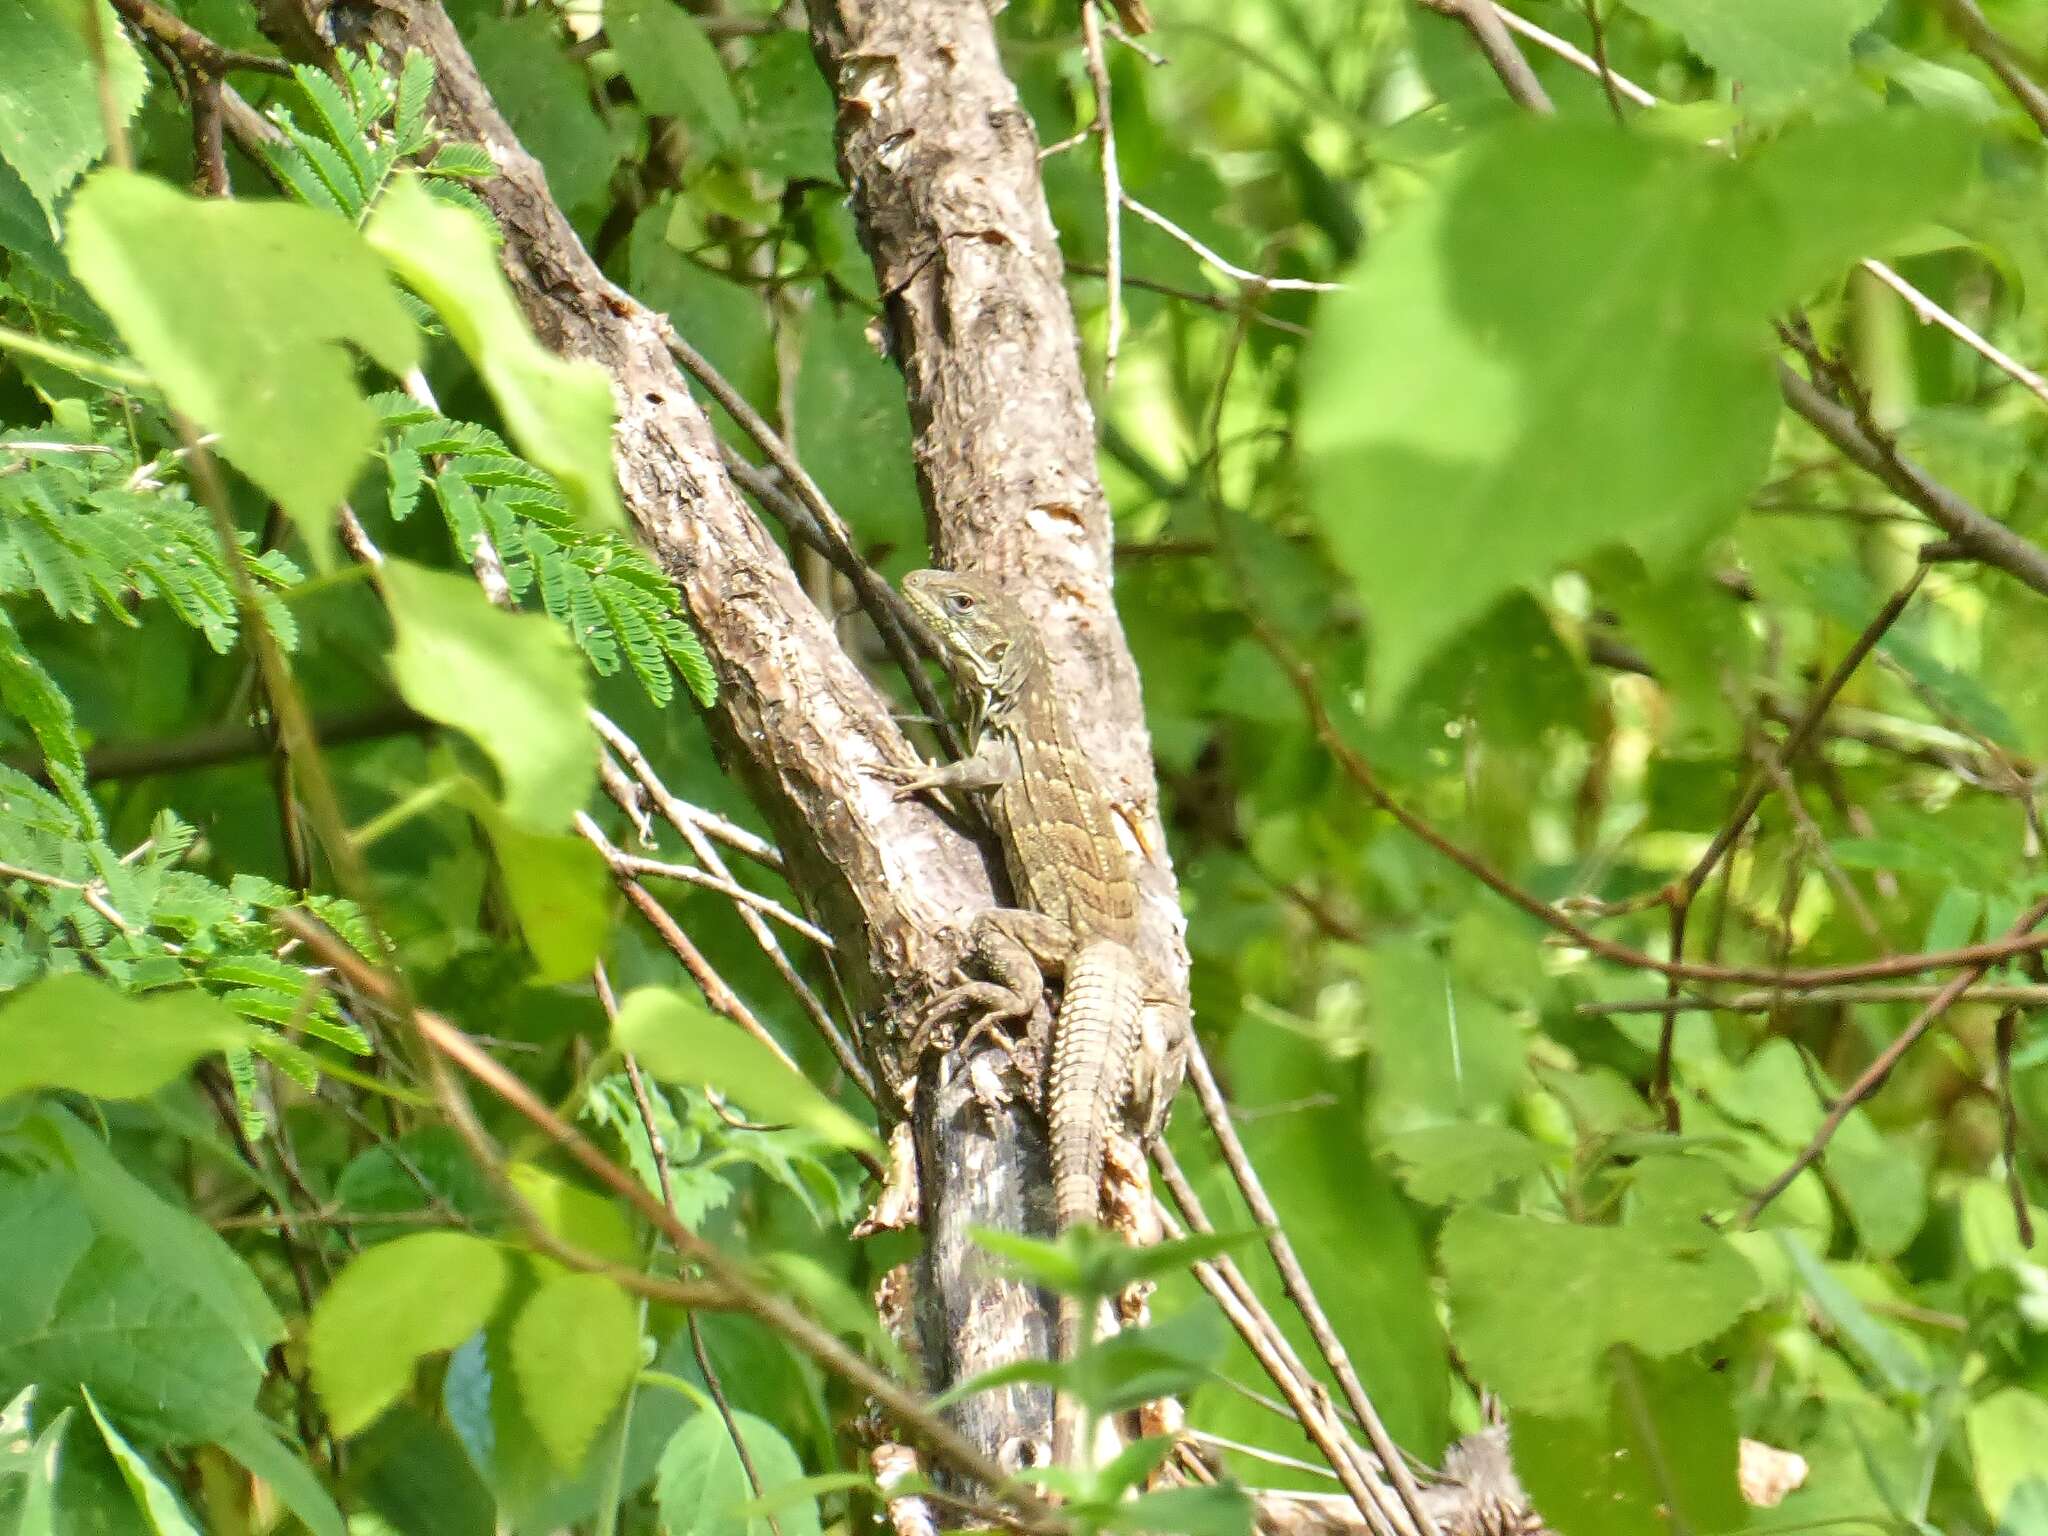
left=871, top=758, right=938, bottom=801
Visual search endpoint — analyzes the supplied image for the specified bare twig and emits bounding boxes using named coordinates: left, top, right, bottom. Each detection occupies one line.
left=1996, top=1005, right=2036, bottom=1247
left=1582, top=983, right=2048, bottom=1015
left=1123, top=196, right=1344, bottom=293
left=1740, top=895, right=2048, bottom=1223
left=1675, top=565, right=1928, bottom=907
left=1081, top=2, right=1124, bottom=388
left=1937, top=0, right=2048, bottom=138
left=280, top=911, right=1058, bottom=1526
left=1413, top=0, right=1554, bottom=111
left=1181, top=1041, right=1440, bottom=1536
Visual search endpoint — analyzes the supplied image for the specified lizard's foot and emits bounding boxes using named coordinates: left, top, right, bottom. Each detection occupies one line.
left=870, top=758, right=942, bottom=801
left=957, top=1005, right=1046, bottom=1101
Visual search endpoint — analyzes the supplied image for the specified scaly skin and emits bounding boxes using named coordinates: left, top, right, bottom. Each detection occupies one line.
left=882, top=568, right=1148, bottom=1467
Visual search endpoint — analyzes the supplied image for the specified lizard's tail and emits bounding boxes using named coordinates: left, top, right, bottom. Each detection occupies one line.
left=1047, top=941, right=1146, bottom=1471
left=1048, top=941, right=1146, bottom=1232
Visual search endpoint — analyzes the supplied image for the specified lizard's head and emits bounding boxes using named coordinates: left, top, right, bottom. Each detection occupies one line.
left=902, top=568, right=1035, bottom=698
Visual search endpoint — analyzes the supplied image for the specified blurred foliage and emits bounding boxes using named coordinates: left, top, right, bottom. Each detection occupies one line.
left=5, top=0, right=2048, bottom=1533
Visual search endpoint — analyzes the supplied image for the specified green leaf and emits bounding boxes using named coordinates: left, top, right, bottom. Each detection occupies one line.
left=609, top=0, right=739, bottom=147
left=504, top=1162, right=641, bottom=1267
left=655, top=1410, right=821, bottom=1536
left=1775, top=1231, right=1928, bottom=1395
left=1363, top=941, right=1524, bottom=1133
left=1109, top=1482, right=1253, bottom=1536
left=732, top=33, right=838, bottom=184
left=0, top=1163, right=265, bottom=1442
left=309, top=1231, right=510, bottom=1437
left=380, top=558, right=594, bottom=830
left=0, top=0, right=147, bottom=229
left=1752, top=114, right=1979, bottom=298
left=614, top=986, right=881, bottom=1158
left=1301, top=121, right=1780, bottom=709
left=510, top=1271, right=641, bottom=1468
left=1967, top=1388, right=2048, bottom=1529
left=1512, top=1352, right=1744, bottom=1536
left=365, top=175, right=624, bottom=534
left=65, top=170, right=421, bottom=558
left=215, top=1417, right=345, bottom=1536
left=1619, top=0, right=1884, bottom=102
left=0, top=974, right=250, bottom=1102
left=84, top=1394, right=200, bottom=1536
left=467, top=793, right=611, bottom=982
left=464, top=11, right=618, bottom=218
left=1439, top=1207, right=1759, bottom=1416
left=1380, top=1122, right=1551, bottom=1205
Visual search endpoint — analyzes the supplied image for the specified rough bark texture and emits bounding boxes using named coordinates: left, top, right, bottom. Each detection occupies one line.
left=256, top=0, right=994, bottom=1024
left=805, top=0, right=1196, bottom=1475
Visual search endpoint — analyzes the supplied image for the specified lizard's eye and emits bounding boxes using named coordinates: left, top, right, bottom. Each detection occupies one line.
left=947, top=593, right=974, bottom=613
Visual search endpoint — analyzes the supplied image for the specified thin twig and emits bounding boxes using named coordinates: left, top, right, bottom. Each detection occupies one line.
left=280, top=911, right=1059, bottom=1528
left=1937, top=0, right=2048, bottom=138
left=1081, top=1, right=1124, bottom=389
left=1996, top=1006, right=2036, bottom=1246
left=1251, top=614, right=2048, bottom=987
left=595, top=840, right=834, bottom=948
left=1740, top=895, right=2048, bottom=1223
left=1180, top=1041, right=1441, bottom=1536
left=1122, top=196, right=1344, bottom=293
left=1148, top=1178, right=1402, bottom=1536
left=604, top=966, right=785, bottom=1536
left=1413, top=0, right=1554, bottom=111
left=1581, top=982, right=2048, bottom=1015
left=1676, top=565, right=1927, bottom=907
left=659, top=326, right=960, bottom=758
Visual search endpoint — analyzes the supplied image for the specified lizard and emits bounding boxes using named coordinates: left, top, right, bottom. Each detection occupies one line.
left=877, top=566, right=1149, bottom=1469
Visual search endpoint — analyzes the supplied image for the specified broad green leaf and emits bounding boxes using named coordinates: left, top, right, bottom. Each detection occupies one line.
left=1362, top=941, right=1524, bottom=1134
left=380, top=558, right=594, bottom=830
left=65, top=170, right=420, bottom=557
left=1380, top=1122, right=1551, bottom=1205
left=0, top=1169, right=263, bottom=1442
left=333, top=1123, right=506, bottom=1240
left=468, top=794, right=610, bottom=982
left=1968, top=1389, right=2048, bottom=1529
left=627, top=202, right=775, bottom=414
left=1753, top=114, right=1978, bottom=296
left=609, top=0, right=739, bottom=147
left=216, top=1417, right=345, bottom=1536
left=1440, top=1208, right=1758, bottom=1416
left=364, top=176, right=624, bottom=533
left=84, top=1394, right=200, bottom=1536
left=1621, top=0, right=1882, bottom=101
left=34, top=1105, right=283, bottom=1359
left=504, top=1162, right=640, bottom=1266
left=614, top=987, right=881, bottom=1158
left=1513, top=1353, right=1744, bottom=1536
left=350, top=1402, right=496, bottom=1536
left=1302, top=113, right=1971, bottom=709
left=655, top=1410, right=821, bottom=1536
left=1110, top=1483, right=1253, bottom=1536
left=465, top=12, right=618, bottom=220
left=1775, top=1232, right=1929, bottom=1395
left=732, top=33, right=838, bottom=184
left=510, top=1271, right=641, bottom=1468
left=309, top=1231, right=510, bottom=1436
left=0, top=0, right=147, bottom=229
left=0, top=974, right=250, bottom=1103
left=1301, top=122, right=1781, bottom=709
